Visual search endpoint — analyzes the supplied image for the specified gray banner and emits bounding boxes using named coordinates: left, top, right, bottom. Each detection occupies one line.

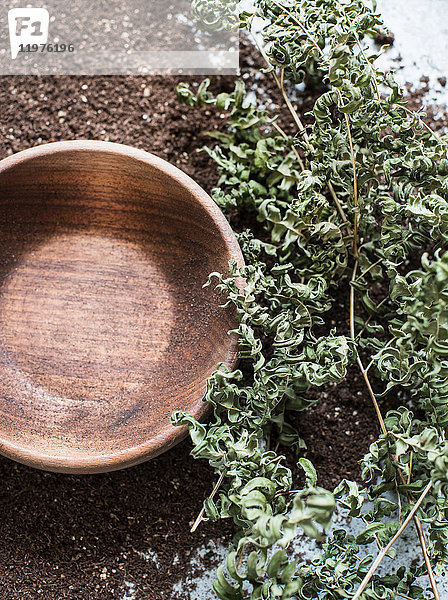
left=0, top=0, right=239, bottom=74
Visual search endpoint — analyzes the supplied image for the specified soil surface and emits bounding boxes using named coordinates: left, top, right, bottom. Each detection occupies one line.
left=0, top=39, right=433, bottom=600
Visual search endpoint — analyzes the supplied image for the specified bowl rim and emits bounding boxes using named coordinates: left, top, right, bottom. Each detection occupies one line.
left=0, top=140, right=245, bottom=474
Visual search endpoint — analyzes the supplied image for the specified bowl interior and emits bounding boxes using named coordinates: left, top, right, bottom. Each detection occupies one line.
left=0, top=143, right=241, bottom=472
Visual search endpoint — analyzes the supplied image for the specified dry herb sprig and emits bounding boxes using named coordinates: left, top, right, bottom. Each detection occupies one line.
left=172, top=1, right=448, bottom=597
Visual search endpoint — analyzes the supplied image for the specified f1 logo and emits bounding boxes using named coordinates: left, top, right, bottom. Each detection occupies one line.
left=8, top=8, right=50, bottom=59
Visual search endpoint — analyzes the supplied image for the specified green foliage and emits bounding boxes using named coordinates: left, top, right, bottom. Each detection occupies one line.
left=172, top=0, right=448, bottom=597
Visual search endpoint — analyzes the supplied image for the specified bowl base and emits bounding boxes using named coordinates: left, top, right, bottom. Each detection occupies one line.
left=0, top=232, right=173, bottom=403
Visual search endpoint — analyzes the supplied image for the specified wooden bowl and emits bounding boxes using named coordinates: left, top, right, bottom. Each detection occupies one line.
left=0, top=141, right=243, bottom=474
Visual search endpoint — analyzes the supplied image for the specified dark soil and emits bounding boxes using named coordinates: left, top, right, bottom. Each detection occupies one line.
left=374, top=31, right=395, bottom=46
left=0, top=443, right=231, bottom=600
left=0, top=37, right=437, bottom=600
left=404, top=77, right=448, bottom=132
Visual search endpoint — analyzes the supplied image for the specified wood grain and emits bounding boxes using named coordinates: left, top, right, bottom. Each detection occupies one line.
left=0, top=141, right=244, bottom=473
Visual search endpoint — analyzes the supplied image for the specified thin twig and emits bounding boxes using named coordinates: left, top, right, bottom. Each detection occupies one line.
left=408, top=452, right=413, bottom=485
left=272, top=121, right=305, bottom=171
left=339, top=98, right=359, bottom=257
left=328, top=181, right=350, bottom=225
left=397, top=464, right=440, bottom=600
left=354, top=259, right=382, bottom=282
left=353, top=29, right=380, bottom=100
left=413, top=516, right=440, bottom=600
left=191, top=470, right=226, bottom=533
left=252, top=30, right=351, bottom=226
left=351, top=481, right=433, bottom=600
left=350, top=260, right=358, bottom=341
left=364, top=336, right=397, bottom=374
left=354, top=314, right=440, bottom=599
left=259, top=11, right=358, bottom=252
left=356, top=295, right=389, bottom=339
left=357, top=355, right=388, bottom=435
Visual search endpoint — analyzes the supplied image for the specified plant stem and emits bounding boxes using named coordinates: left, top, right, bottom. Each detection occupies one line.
left=356, top=295, right=389, bottom=339
left=252, top=30, right=351, bottom=227
left=364, top=336, right=396, bottom=374
left=414, top=515, right=440, bottom=600
left=353, top=29, right=380, bottom=100
left=328, top=181, right=350, bottom=225
left=350, top=260, right=358, bottom=342
left=351, top=481, right=433, bottom=600
left=272, top=121, right=305, bottom=171
left=354, top=259, right=382, bottom=282
left=349, top=242, right=439, bottom=600
left=279, top=68, right=309, bottom=139
left=191, top=470, right=226, bottom=533
left=339, top=98, right=359, bottom=257
left=357, top=355, right=387, bottom=436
